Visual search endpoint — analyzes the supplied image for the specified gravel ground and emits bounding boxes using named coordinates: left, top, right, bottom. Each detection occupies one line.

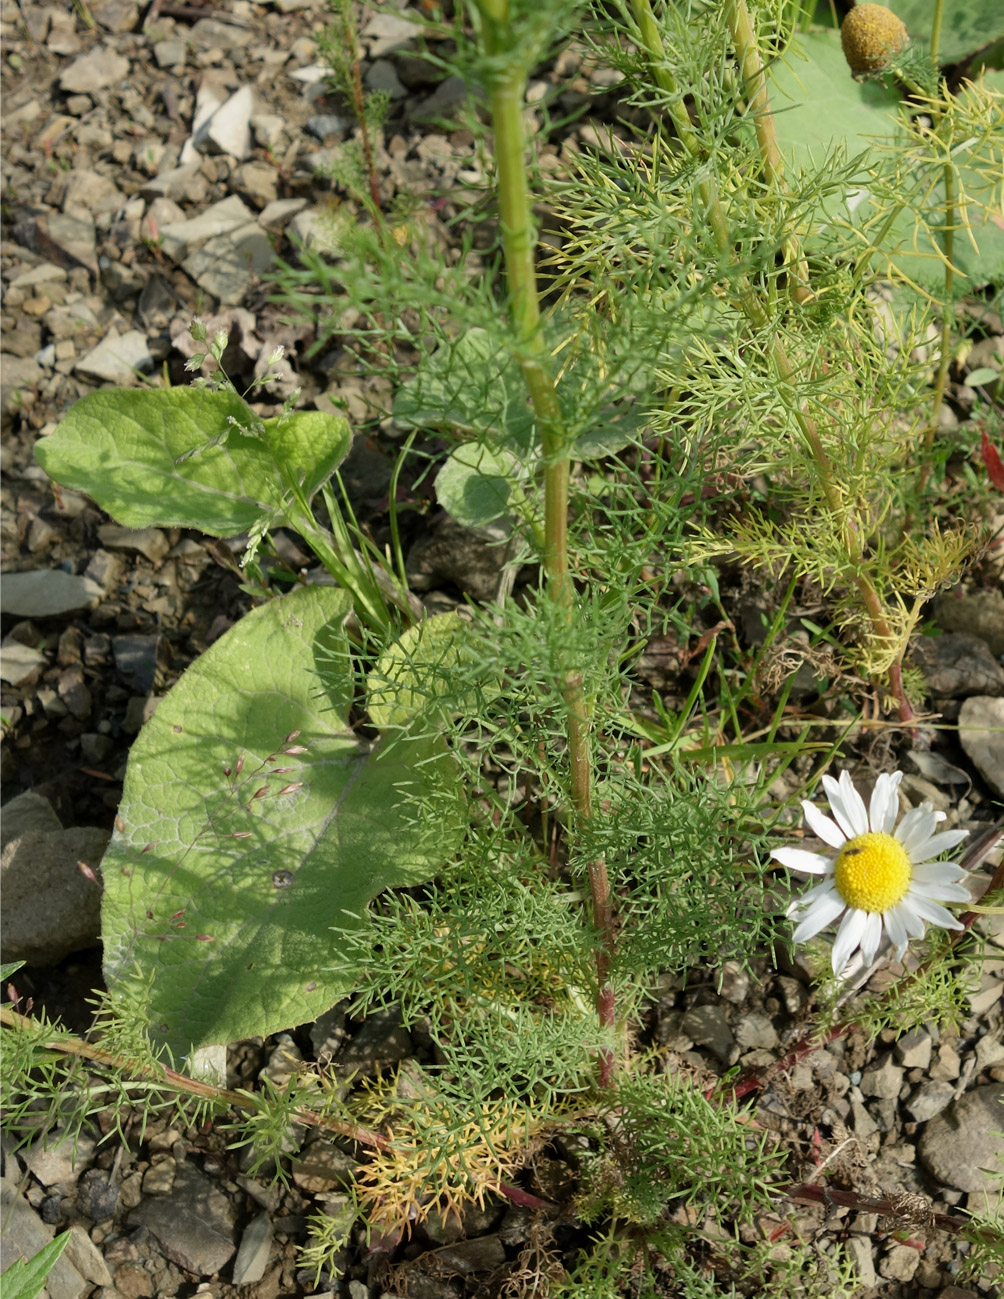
left=1, top=2, right=1003, bottom=1297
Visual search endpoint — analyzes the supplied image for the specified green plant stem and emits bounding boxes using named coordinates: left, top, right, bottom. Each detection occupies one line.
left=337, top=0, right=383, bottom=219
left=477, top=2, right=616, bottom=1086
left=0, top=1007, right=557, bottom=1213
left=929, top=0, right=946, bottom=61
left=917, top=160, right=957, bottom=505
left=723, top=0, right=811, bottom=302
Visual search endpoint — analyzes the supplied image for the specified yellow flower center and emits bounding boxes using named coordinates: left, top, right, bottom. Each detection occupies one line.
left=834, top=832, right=911, bottom=913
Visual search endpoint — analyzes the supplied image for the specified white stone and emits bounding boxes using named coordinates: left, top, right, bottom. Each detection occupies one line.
left=845, top=1236, right=876, bottom=1288
left=59, top=47, right=129, bottom=93
left=158, top=195, right=255, bottom=260
left=7, top=263, right=67, bottom=290
left=287, top=206, right=336, bottom=250
left=250, top=112, right=285, bottom=147
left=959, top=695, right=1004, bottom=797
left=198, top=84, right=255, bottom=159
left=63, top=1226, right=113, bottom=1286
left=0, top=571, right=104, bottom=617
left=231, top=1212, right=273, bottom=1285
left=0, top=642, right=46, bottom=685
left=63, top=169, right=125, bottom=219
left=154, top=38, right=186, bottom=68
left=361, top=11, right=421, bottom=57
left=191, top=79, right=225, bottom=140
left=258, top=197, right=308, bottom=229
left=74, top=328, right=153, bottom=384
left=288, top=62, right=328, bottom=84
left=182, top=223, right=273, bottom=305
left=904, top=1080, right=955, bottom=1123
left=893, top=1029, right=932, bottom=1070
left=139, top=162, right=204, bottom=203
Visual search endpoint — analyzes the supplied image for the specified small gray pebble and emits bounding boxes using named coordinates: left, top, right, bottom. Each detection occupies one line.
left=76, top=1168, right=120, bottom=1220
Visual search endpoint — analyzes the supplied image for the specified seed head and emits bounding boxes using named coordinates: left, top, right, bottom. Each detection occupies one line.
left=840, top=4, right=908, bottom=74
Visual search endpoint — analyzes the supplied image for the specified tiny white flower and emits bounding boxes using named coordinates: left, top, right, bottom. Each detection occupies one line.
left=772, top=770, right=971, bottom=976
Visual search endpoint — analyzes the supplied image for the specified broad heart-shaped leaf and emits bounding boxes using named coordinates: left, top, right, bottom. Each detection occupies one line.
left=394, top=329, right=536, bottom=453
left=770, top=30, right=1004, bottom=291
left=435, top=441, right=520, bottom=531
left=101, top=585, right=464, bottom=1059
left=35, top=388, right=351, bottom=537
left=367, top=612, right=490, bottom=731
left=573, top=408, right=649, bottom=459
left=768, top=29, right=904, bottom=176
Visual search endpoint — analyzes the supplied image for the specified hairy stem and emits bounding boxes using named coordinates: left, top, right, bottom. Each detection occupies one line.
left=477, top=1, right=617, bottom=1083
left=723, top=0, right=811, bottom=302
left=918, top=159, right=957, bottom=503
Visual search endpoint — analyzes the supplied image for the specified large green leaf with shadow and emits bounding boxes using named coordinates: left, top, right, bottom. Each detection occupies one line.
left=768, top=29, right=904, bottom=174
left=101, top=585, right=464, bottom=1058
left=367, top=612, right=492, bottom=730
left=435, top=441, right=522, bottom=531
left=35, top=388, right=351, bottom=537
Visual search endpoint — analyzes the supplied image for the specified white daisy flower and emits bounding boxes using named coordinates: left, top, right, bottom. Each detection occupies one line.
left=772, top=770, right=971, bottom=976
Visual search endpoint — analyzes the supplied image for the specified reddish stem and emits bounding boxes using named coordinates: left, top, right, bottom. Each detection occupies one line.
left=782, top=1182, right=993, bottom=1239
left=2, top=1008, right=556, bottom=1215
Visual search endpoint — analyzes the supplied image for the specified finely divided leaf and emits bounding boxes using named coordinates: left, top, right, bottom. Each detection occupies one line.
left=394, top=329, right=536, bottom=452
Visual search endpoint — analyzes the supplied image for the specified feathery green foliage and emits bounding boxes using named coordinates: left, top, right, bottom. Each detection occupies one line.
left=7, top=0, right=1003, bottom=1292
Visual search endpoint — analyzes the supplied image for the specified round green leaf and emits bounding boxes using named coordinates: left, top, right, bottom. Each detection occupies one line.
left=435, top=442, right=517, bottom=531
left=366, top=612, right=488, bottom=730
left=394, top=328, right=536, bottom=452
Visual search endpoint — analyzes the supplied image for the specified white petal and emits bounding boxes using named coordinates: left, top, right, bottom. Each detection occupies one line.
left=822, top=771, right=869, bottom=839
left=896, top=805, right=939, bottom=855
left=910, top=861, right=968, bottom=885
left=792, top=891, right=847, bottom=943
left=788, top=884, right=836, bottom=920
left=802, top=798, right=847, bottom=849
left=869, top=771, right=902, bottom=834
left=898, top=902, right=926, bottom=939
left=787, top=878, right=840, bottom=915
left=859, top=912, right=884, bottom=964
left=772, top=847, right=833, bottom=875
left=907, top=829, right=970, bottom=864
left=884, top=905, right=910, bottom=958
left=831, top=908, right=867, bottom=973
left=902, top=895, right=964, bottom=931
left=789, top=892, right=835, bottom=923
left=908, top=878, right=972, bottom=903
